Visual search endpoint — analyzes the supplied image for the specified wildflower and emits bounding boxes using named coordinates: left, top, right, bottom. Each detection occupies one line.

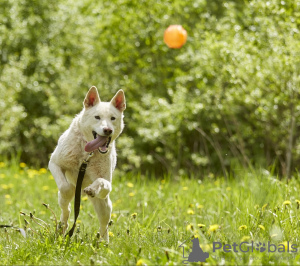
left=186, top=224, right=194, bottom=231
left=241, top=236, right=251, bottom=242
left=111, top=213, right=117, bottom=218
left=182, top=187, right=188, bottom=190
left=238, top=225, right=247, bottom=231
left=5, top=195, right=10, bottom=199
left=129, top=192, right=135, bottom=197
left=77, top=220, right=81, bottom=224
left=283, top=200, right=291, bottom=206
left=42, top=186, right=49, bottom=191
left=262, top=204, right=268, bottom=212
left=226, top=187, right=231, bottom=191
left=295, top=200, right=300, bottom=209
left=197, top=204, right=204, bottom=209
left=254, top=204, right=259, bottom=209
left=187, top=209, right=195, bottom=215
left=8, top=183, right=14, bottom=188
left=127, top=182, right=134, bottom=188
left=189, top=203, right=194, bottom=208
left=193, top=234, right=200, bottom=239
left=0, top=174, right=5, bottom=179
left=197, top=224, right=206, bottom=228
left=136, top=259, right=146, bottom=266
left=258, top=225, right=265, bottom=231
left=82, top=196, right=88, bottom=201
left=109, top=231, right=114, bottom=237
left=5, top=200, right=12, bottom=205
left=49, top=175, right=54, bottom=180
left=161, top=179, right=166, bottom=184
left=1, top=184, right=8, bottom=190
left=19, top=162, right=26, bottom=168
left=39, top=168, right=47, bottom=174
left=208, top=224, right=219, bottom=232
left=13, top=174, right=18, bottom=179
left=280, top=241, right=293, bottom=251
left=131, top=213, right=137, bottom=219
left=0, top=162, right=6, bottom=168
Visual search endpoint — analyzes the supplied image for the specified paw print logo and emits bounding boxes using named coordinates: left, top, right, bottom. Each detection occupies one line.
left=255, top=242, right=266, bottom=252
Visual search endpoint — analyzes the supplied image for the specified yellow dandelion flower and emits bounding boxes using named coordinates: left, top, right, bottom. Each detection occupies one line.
left=187, top=209, right=195, bottom=215
left=111, top=213, right=117, bottom=218
left=49, top=175, right=54, bottom=180
left=0, top=174, right=5, bottom=179
left=262, top=203, right=268, bottom=211
left=193, top=234, right=200, bottom=239
left=182, top=187, right=188, bottom=190
left=77, top=220, right=81, bottom=224
left=208, top=224, right=219, bottom=232
left=129, top=192, right=135, bottom=197
left=283, top=200, right=291, bottom=206
left=39, top=211, right=46, bottom=215
left=39, top=168, right=47, bottom=174
left=197, top=224, right=206, bottom=228
left=240, top=236, right=251, bottom=242
left=19, top=162, right=26, bottom=168
left=0, top=162, right=6, bottom=168
left=5, top=200, right=12, bottom=205
left=136, top=259, right=147, bottom=266
left=13, top=174, right=18, bottom=179
left=82, top=196, right=88, bottom=201
left=226, top=187, right=231, bottom=191
left=189, top=203, right=194, bottom=208
left=280, top=241, right=293, bottom=252
left=238, top=225, right=247, bottom=231
left=8, top=183, right=14, bottom=188
left=80, top=205, right=83, bottom=210
left=127, top=182, right=134, bottom=188
left=161, top=179, right=166, bottom=184
left=1, top=184, right=9, bottom=189
left=109, top=231, right=114, bottom=237
left=258, top=225, right=265, bottom=231
left=131, top=213, right=137, bottom=219
left=42, top=186, right=49, bottom=191
left=186, top=224, right=194, bottom=231
left=197, top=204, right=204, bottom=209
left=4, top=195, right=10, bottom=199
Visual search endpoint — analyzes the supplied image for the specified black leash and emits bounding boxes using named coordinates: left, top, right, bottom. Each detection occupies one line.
left=67, top=152, right=94, bottom=237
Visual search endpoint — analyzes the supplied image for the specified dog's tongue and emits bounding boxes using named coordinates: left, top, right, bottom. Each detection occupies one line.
left=85, top=135, right=108, bottom=152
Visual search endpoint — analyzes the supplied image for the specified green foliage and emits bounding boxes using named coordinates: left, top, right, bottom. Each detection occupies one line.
left=1, top=0, right=300, bottom=175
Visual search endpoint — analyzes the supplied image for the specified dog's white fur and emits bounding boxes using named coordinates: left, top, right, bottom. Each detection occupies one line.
left=49, top=86, right=126, bottom=242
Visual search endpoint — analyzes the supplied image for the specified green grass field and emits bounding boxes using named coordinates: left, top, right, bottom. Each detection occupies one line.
left=1, top=161, right=300, bottom=265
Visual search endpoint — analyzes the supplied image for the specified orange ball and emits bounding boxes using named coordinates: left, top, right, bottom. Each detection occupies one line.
left=164, top=25, right=187, bottom=49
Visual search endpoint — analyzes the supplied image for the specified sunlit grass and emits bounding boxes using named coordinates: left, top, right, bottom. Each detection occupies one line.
left=1, top=161, right=300, bottom=265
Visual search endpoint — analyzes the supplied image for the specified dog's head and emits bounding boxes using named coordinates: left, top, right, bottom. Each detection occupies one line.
left=80, top=86, right=126, bottom=154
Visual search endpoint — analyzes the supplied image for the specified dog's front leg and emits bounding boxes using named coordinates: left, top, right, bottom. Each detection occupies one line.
left=49, top=161, right=75, bottom=231
left=83, top=178, right=111, bottom=199
left=89, top=196, right=112, bottom=242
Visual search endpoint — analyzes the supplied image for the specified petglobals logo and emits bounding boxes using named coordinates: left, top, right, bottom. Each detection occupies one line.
left=213, top=241, right=298, bottom=253
left=179, top=238, right=298, bottom=264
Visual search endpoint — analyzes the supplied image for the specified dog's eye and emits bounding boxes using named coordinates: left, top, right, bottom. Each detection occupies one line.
left=95, top=116, right=101, bottom=120
left=111, top=117, right=116, bottom=121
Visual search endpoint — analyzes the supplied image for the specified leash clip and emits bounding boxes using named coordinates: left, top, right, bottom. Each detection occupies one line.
left=84, top=152, right=94, bottom=163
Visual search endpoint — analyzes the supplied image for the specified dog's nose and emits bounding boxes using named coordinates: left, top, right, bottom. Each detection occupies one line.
left=103, top=127, right=113, bottom=136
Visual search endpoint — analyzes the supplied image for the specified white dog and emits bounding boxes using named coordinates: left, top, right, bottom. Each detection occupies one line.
left=49, top=86, right=126, bottom=242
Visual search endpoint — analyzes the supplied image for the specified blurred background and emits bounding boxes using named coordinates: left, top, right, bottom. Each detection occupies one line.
left=1, top=0, right=300, bottom=178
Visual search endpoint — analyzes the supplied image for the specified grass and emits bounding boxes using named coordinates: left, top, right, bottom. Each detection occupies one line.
left=1, top=161, right=300, bottom=265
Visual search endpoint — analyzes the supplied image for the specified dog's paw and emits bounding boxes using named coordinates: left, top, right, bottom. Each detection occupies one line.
left=84, top=186, right=96, bottom=197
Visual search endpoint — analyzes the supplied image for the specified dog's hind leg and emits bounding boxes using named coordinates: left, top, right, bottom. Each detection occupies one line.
left=89, top=196, right=112, bottom=242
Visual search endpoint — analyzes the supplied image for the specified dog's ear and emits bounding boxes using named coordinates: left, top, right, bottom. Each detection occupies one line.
left=84, top=86, right=101, bottom=108
left=111, top=90, right=126, bottom=112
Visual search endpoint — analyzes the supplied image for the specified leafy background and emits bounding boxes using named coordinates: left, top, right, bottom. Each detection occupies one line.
left=1, top=0, right=300, bottom=177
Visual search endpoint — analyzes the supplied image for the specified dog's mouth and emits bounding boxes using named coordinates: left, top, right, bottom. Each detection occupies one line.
left=84, top=131, right=111, bottom=153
